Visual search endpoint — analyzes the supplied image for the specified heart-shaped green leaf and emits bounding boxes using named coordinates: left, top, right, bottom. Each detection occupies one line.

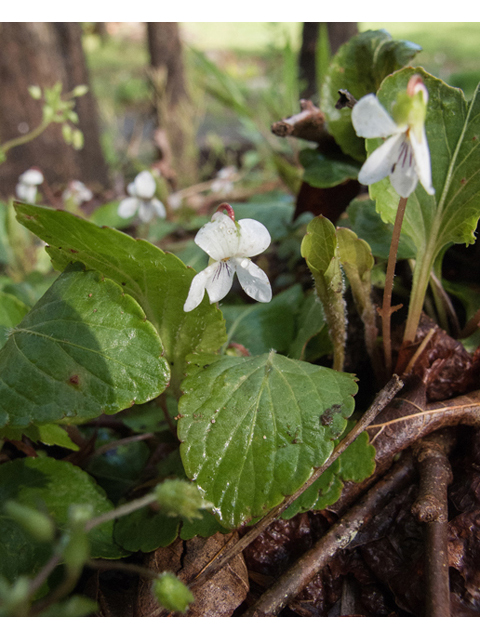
left=321, top=29, right=421, bottom=161
left=0, top=265, right=169, bottom=428
left=178, top=352, right=357, bottom=528
left=15, top=204, right=227, bottom=394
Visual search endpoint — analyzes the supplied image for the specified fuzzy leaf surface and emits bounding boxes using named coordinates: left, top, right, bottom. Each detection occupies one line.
left=0, top=266, right=169, bottom=428
left=15, top=204, right=227, bottom=393
left=178, top=352, right=357, bottom=528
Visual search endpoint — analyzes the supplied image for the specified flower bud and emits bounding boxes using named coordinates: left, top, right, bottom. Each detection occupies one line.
left=152, top=572, right=194, bottom=613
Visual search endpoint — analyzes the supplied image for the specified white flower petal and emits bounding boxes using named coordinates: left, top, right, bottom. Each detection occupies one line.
left=16, top=183, right=37, bottom=203
left=389, top=140, right=418, bottom=197
left=410, top=128, right=435, bottom=195
left=352, top=94, right=402, bottom=139
left=358, top=132, right=405, bottom=186
left=195, top=213, right=239, bottom=261
left=118, top=197, right=139, bottom=219
left=138, top=201, right=154, bottom=222
left=133, top=171, right=156, bottom=199
left=233, top=258, right=272, bottom=303
left=127, top=182, right=136, bottom=196
left=183, top=267, right=212, bottom=312
left=205, top=260, right=235, bottom=303
left=151, top=198, right=167, bottom=219
left=19, top=168, right=43, bottom=186
left=236, top=219, right=271, bottom=257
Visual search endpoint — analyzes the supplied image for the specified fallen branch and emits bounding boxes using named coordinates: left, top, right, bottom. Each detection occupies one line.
left=332, top=386, right=480, bottom=514
left=412, top=431, right=455, bottom=617
left=271, top=100, right=329, bottom=144
left=243, top=454, right=415, bottom=616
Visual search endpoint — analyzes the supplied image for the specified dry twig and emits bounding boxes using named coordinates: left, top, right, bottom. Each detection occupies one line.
left=412, top=431, right=455, bottom=616
left=243, top=454, right=415, bottom=616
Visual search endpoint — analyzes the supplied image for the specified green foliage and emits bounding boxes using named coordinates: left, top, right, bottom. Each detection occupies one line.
left=336, top=227, right=376, bottom=340
left=322, top=29, right=422, bottom=161
left=89, top=201, right=133, bottom=230
left=0, top=291, right=29, bottom=348
left=15, top=203, right=227, bottom=394
left=222, top=286, right=303, bottom=356
left=85, top=433, right=151, bottom=503
left=0, top=457, right=124, bottom=581
left=0, top=423, right=79, bottom=451
left=301, top=216, right=347, bottom=371
left=4, top=501, right=55, bottom=543
left=287, top=291, right=329, bottom=361
left=368, top=70, right=480, bottom=341
left=0, top=265, right=169, bottom=429
left=154, top=479, right=213, bottom=520
left=283, top=429, right=375, bottom=518
left=178, top=352, right=356, bottom=529
left=153, top=572, right=194, bottom=614
left=345, top=197, right=416, bottom=260
left=370, top=70, right=480, bottom=252
left=39, top=595, right=98, bottom=617
left=114, top=507, right=180, bottom=553
left=300, top=148, right=360, bottom=189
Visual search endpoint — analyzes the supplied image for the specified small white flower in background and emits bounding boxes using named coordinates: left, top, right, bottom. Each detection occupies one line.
left=210, top=166, right=238, bottom=195
left=15, top=168, right=43, bottom=204
left=118, top=170, right=166, bottom=222
left=63, top=180, right=93, bottom=205
left=167, top=193, right=183, bottom=211
left=352, top=75, right=434, bottom=198
left=183, top=205, right=272, bottom=312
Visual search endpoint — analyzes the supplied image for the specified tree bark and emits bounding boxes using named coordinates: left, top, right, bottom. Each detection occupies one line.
left=299, top=22, right=358, bottom=100
left=146, top=22, right=194, bottom=187
left=0, top=22, right=109, bottom=198
left=147, top=22, right=187, bottom=107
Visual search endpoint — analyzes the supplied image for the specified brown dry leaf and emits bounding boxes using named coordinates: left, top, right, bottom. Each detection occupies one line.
left=402, top=315, right=480, bottom=402
left=136, top=533, right=249, bottom=617
left=448, top=510, right=480, bottom=610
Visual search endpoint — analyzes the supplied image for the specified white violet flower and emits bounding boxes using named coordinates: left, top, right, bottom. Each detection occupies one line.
left=63, top=180, right=93, bottom=205
left=118, top=170, right=166, bottom=222
left=211, top=166, right=237, bottom=195
left=352, top=75, right=434, bottom=198
left=15, top=168, right=44, bottom=203
left=183, top=207, right=272, bottom=312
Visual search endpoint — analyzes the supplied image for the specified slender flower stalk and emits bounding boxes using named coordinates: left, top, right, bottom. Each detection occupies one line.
left=352, top=75, right=435, bottom=373
left=380, top=196, right=408, bottom=376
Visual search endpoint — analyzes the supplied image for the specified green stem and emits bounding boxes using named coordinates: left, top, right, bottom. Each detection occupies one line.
left=403, top=246, right=436, bottom=345
left=0, top=119, right=51, bottom=157
left=84, top=492, right=157, bottom=532
left=381, top=196, right=408, bottom=376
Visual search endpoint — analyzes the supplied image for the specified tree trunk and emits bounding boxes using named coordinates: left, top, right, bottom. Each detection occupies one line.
left=146, top=22, right=195, bottom=188
left=0, top=22, right=109, bottom=198
left=327, top=22, right=358, bottom=55
left=299, top=22, right=358, bottom=100
left=147, top=22, right=187, bottom=106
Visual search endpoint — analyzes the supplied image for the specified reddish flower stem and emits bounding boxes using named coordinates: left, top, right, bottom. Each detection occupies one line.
left=216, top=202, right=235, bottom=221
left=381, top=196, right=408, bottom=376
